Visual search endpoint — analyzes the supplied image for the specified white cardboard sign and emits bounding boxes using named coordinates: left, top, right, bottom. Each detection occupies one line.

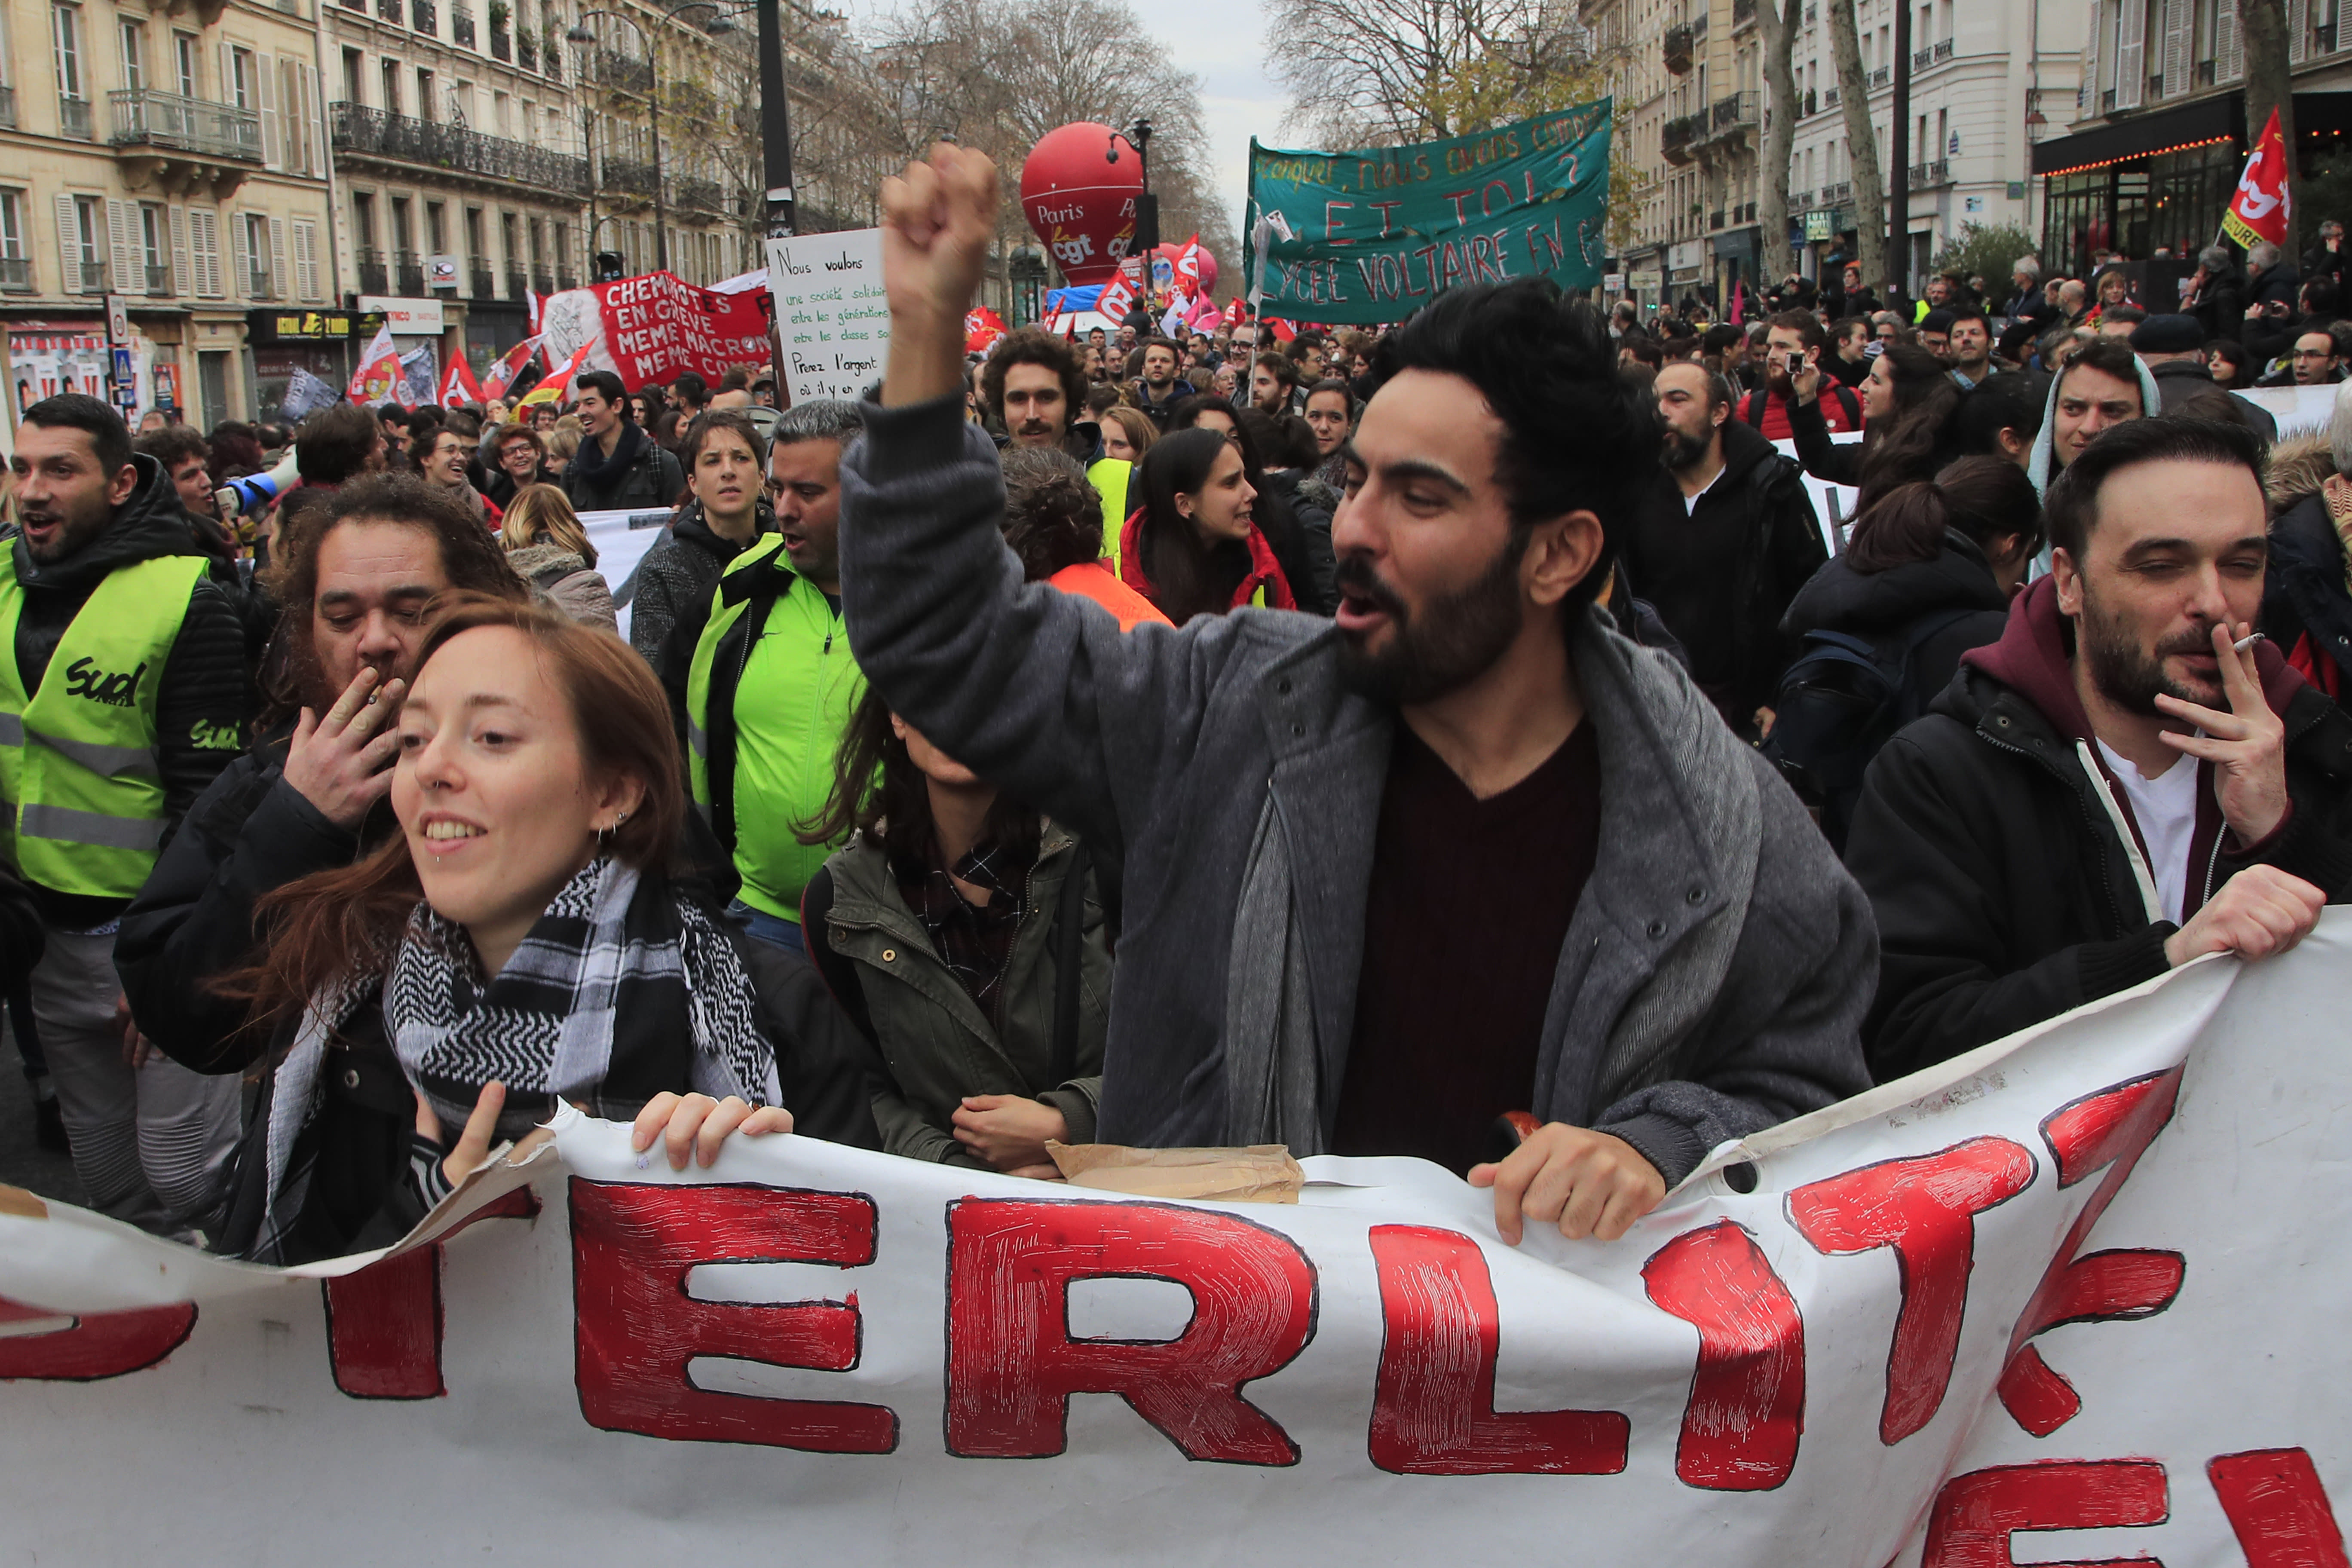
left=766, top=229, right=890, bottom=404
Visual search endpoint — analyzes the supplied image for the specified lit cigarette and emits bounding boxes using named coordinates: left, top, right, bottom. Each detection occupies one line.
left=2234, top=631, right=2266, bottom=655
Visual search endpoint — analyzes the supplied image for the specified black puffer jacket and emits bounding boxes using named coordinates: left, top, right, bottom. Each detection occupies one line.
left=1779, top=529, right=2012, bottom=706
left=626, top=497, right=775, bottom=676
left=2265, top=488, right=2352, bottom=698
left=116, top=727, right=377, bottom=1065
left=8, top=452, right=252, bottom=929
left=1847, top=578, right=2352, bottom=1084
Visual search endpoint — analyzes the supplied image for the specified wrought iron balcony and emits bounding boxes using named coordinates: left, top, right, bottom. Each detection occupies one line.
left=602, top=156, right=658, bottom=196
left=1908, top=160, right=1950, bottom=186
left=505, top=267, right=526, bottom=300
left=532, top=267, right=554, bottom=294
left=677, top=176, right=723, bottom=213
left=1790, top=189, right=1813, bottom=208
left=556, top=270, right=577, bottom=290
left=60, top=95, right=93, bottom=141
left=472, top=265, right=496, bottom=297
left=396, top=251, right=425, bottom=294
left=1932, top=37, right=1953, bottom=60
left=1708, top=90, right=1758, bottom=133
left=357, top=246, right=388, bottom=295
left=1662, top=113, right=1701, bottom=164
left=1822, top=179, right=1852, bottom=203
left=1664, top=24, right=1694, bottom=72
left=1709, top=207, right=1725, bottom=229
left=1823, top=85, right=1840, bottom=107
left=594, top=49, right=654, bottom=95
left=109, top=89, right=263, bottom=161
left=1801, top=88, right=1817, bottom=116
left=330, top=101, right=592, bottom=196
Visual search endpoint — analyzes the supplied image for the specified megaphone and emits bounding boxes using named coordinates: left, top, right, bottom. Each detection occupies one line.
left=212, top=449, right=302, bottom=521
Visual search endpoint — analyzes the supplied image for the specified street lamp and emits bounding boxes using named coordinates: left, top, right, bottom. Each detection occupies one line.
left=568, top=2, right=751, bottom=273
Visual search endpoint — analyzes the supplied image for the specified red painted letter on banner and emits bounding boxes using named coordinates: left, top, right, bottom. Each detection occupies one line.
left=1923, top=1459, right=2169, bottom=1567
left=1641, top=1221, right=1804, bottom=1490
left=1787, top=1137, right=2036, bottom=1444
left=1367, top=1225, right=1629, bottom=1476
left=945, top=1198, right=1314, bottom=1465
left=0, top=1295, right=195, bottom=1381
left=571, top=1179, right=897, bottom=1452
left=2209, top=1448, right=2352, bottom=1568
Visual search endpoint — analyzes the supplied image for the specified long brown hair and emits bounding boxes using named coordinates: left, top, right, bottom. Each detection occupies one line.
left=220, top=592, right=686, bottom=1032
left=1857, top=344, right=1963, bottom=510
left=797, top=688, right=1035, bottom=871
left=1133, top=426, right=1250, bottom=624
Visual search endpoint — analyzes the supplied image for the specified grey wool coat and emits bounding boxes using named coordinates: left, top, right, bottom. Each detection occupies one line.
left=837, top=395, right=1876, bottom=1185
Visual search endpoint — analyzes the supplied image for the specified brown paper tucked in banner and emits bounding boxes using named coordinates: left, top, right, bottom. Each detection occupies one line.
left=1044, top=1142, right=1305, bottom=1204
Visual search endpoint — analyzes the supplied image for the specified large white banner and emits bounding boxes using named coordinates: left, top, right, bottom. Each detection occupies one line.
left=9, top=917, right=2352, bottom=1564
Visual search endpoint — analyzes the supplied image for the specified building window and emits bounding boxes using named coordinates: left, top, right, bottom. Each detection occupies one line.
left=119, top=19, right=143, bottom=92
left=139, top=202, right=164, bottom=288
left=72, top=193, right=102, bottom=290
left=53, top=5, right=82, bottom=98
left=245, top=211, right=271, bottom=296
left=0, top=190, right=27, bottom=291
left=342, top=46, right=363, bottom=103
left=230, top=46, right=254, bottom=110
left=416, top=66, right=433, bottom=121
left=175, top=32, right=196, bottom=95
left=381, top=58, right=399, bottom=113
left=352, top=190, right=376, bottom=249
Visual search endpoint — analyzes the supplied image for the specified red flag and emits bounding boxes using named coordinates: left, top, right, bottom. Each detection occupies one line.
left=346, top=323, right=401, bottom=406
left=481, top=336, right=541, bottom=401
left=527, top=290, right=547, bottom=336
left=1262, top=316, right=1299, bottom=344
left=438, top=350, right=485, bottom=407
left=2223, top=108, right=2291, bottom=249
left=519, top=340, right=593, bottom=407
left=965, top=306, right=1008, bottom=354
left=1222, top=297, right=1250, bottom=328
left=1096, top=275, right=1137, bottom=322
left=1039, top=300, right=1064, bottom=336
left=1172, top=235, right=1204, bottom=300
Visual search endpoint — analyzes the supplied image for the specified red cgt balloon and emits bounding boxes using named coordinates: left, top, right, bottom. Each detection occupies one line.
left=1020, top=122, right=1144, bottom=287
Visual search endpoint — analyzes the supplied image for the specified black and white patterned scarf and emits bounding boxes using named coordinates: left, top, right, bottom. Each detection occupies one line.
left=262, top=856, right=779, bottom=1252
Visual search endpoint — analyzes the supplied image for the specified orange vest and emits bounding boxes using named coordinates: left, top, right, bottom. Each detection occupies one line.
left=1047, top=561, right=1174, bottom=632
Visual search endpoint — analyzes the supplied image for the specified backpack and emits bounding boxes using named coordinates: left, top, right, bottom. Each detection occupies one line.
left=1743, top=383, right=1860, bottom=431
left=1761, top=608, right=1976, bottom=851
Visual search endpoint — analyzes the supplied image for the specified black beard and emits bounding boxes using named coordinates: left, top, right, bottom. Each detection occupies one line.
left=1334, top=533, right=1528, bottom=706
left=1662, top=426, right=1714, bottom=474
left=2079, top=582, right=2222, bottom=715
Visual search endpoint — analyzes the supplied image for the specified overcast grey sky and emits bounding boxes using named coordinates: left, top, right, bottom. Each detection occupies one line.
left=833, top=0, right=1286, bottom=249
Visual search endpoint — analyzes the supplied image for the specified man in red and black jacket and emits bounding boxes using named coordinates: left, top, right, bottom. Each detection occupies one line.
left=1848, top=417, right=2352, bottom=1084
left=1740, top=310, right=1862, bottom=441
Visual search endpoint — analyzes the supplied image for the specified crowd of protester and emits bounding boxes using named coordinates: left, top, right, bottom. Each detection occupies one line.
left=5, top=146, right=2350, bottom=1268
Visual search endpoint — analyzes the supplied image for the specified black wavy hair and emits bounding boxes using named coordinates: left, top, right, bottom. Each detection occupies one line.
left=1363, top=278, right=1657, bottom=612
left=2044, top=415, right=2264, bottom=560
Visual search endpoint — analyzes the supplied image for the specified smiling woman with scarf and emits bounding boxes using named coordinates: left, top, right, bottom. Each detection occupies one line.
left=559, top=370, right=686, bottom=513
left=210, top=593, right=879, bottom=1264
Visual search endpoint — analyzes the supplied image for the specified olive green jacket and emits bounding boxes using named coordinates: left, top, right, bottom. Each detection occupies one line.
left=820, top=821, right=1109, bottom=1167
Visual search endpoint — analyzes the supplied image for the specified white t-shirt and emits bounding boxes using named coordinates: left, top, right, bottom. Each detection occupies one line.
left=2096, top=740, right=2202, bottom=924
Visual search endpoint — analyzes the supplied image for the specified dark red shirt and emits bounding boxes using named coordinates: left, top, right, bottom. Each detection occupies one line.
left=1331, top=720, right=1603, bottom=1174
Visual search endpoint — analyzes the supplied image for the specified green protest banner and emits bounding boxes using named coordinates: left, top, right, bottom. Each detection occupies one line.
left=1243, top=102, right=1612, bottom=325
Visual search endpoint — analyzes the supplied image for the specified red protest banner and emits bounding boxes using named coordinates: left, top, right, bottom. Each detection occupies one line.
left=541, top=271, right=772, bottom=394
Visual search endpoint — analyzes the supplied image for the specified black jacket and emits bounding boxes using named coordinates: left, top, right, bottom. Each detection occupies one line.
left=7, top=453, right=252, bottom=929
left=626, top=497, right=775, bottom=673
left=2187, top=270, right=2248, bottom=343
left=2148, top=358, right=2280, bottom=443
left=560, top=421, right=686, bottom=513
left=0, top=862, right=40, bottom=990
left=1632, top=418, right=1826, bottom=724
left=1778, top=530, right=2011, bottom=707
left=1847, top=580, right=2352, bottom=1084
left=2265, top=491, right=2352, bottom=697
left=116, top=729, right=373, bottom=1066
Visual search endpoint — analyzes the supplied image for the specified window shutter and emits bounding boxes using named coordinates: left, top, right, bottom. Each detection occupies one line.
left=302, top=61, right=324, bottom=176
left=198, top=208, right=222, bottom=297
left=269, top=214, right=287, bottom=299
left=2115, top=0, right=2146, bottom=107
left=231, top=211, right=251, bottom=297
left=54, top=193, right=79, bottom=293
left=2161, top=0, right=2190, bottom=92
left=257, top=52, right=279, bottom=167
left=107, top=198, right=136, bottom=293
left=2220, top=0, right=2244, bottom=78
left=293, top=219, right=316, bottom=299
left=2291, top=0, right=2310, bottom=59
left=169, top=203, right=189, bottom=296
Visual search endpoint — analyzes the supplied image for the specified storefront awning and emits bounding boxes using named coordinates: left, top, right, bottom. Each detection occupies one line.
left=2034, top=91, right=2352, bottom=176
